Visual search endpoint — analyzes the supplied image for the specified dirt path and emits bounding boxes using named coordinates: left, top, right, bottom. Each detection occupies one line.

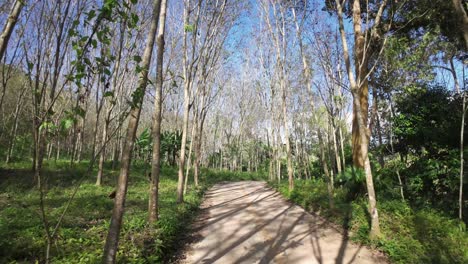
left=181, top=181, right=387, bottom=264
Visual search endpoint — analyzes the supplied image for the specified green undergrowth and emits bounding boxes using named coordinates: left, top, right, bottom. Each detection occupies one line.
left=0, top=160, right=264, bottom=263
left=270, top=179, right=468, bottom=264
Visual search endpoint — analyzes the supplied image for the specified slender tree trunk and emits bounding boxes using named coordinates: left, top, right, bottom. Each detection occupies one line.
left=112, top=128, right=121, bottom=169
left=450, top=55, right=460, bottom=93
left=102, top=0, right=161, bottom=261
left=148, top=0, right=167, bottom=223
left=177, top=82, right=190, bottom=203
left=96, top=121, right=109, bottom=186
left=184, top=119, right=196, bottom=194
left=331, top=118, right=342, bottom=174
left=389, top=95, right=405, bottom=201
left=460, top=92, right=466, bottom=220
left=0, top=0, right=23, bottom=62
left=56, top=139, right=60, bottom=161
left=91, top=105, right=101, bottom=163
left=318, top=128, right=334, bottom=209
left=177, top=0, right=194, bottom=203
left=194, top=112, right=206, bottom=186
left=339, top=125, right=346, bottom=169
left=46, top=142, right=52, bottom=160
left=6, top=86, right=25, bottom=163
left=281, top=81, right=294, bottom=191
left=77, top=109, right=86, bottom=163
left=220, top=148, right=223, bottom=170
left=326, top=123, right=335, bottom=186
left=370, top=88, right=385, bottom=167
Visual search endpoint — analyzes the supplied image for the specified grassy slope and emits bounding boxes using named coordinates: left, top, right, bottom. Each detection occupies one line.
left=0, top=160, right=264, bottom=263
left=270, top=179, right=468, bottom=264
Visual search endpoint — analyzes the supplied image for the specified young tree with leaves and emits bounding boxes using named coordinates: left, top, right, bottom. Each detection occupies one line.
left=103, top=0, right=162, bottom=262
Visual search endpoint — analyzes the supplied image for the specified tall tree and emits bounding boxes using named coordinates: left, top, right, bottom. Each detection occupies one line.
left=149, top=0, right=168, bottom=223
left=177, top=0, right=200, bottom=203
left=333, top=0, right=389, bottom=239
left=260, top=0, right=294, bottom=192
left=102, top=0, right=162, bottom=262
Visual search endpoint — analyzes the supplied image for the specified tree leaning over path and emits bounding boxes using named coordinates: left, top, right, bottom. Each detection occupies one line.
left=102, top=0, right=162, bottom=262
left=149, top=0, right=169, bottom=223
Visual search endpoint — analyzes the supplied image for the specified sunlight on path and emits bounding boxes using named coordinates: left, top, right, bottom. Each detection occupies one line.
left=182, top=181, right=387, bottom=264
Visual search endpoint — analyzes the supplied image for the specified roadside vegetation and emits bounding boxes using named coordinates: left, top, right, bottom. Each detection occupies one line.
left=0, top=161, right=264, bottom=263
left=0, top=0, right=467, bottom=263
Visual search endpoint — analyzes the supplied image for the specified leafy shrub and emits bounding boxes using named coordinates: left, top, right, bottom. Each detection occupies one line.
left=269, top=179, right=468, bottom=264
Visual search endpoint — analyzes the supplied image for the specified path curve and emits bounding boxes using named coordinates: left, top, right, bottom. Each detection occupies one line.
left=182, top=181, right=387, bottom=264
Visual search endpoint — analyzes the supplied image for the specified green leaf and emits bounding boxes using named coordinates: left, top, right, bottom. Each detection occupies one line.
left=184, top=24, right=194, bottom=32
left=133, top=55, right=142, bottom=63
left=104, top=91, right=114, bottom=97
left=131, top=13, right=139, bottom=27
left=74, top=106, right=86, bottom=118
left=61, top=118, right=75, bottom=130
left=87, top=10, right=96, bottom=20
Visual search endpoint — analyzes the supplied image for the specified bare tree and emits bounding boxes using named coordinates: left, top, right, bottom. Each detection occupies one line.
left=177, top=0, right=201, bottom=203
left=149, top=0, right=168, bottom=223
left=260, top=0, right=294, bottom=192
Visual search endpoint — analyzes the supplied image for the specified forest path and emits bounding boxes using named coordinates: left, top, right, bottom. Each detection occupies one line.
left=181, top=181, right=387, bottom=264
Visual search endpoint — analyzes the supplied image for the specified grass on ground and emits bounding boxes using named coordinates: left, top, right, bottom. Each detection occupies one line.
left=270, top=179, right=468, bottom=264
left=0, top=160, right=265, bottom=263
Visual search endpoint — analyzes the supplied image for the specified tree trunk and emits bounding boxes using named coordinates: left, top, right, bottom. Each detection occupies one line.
left=6, top=85, right=25, bottom=163
left=102, top=0, right=161, bottom=262
left=148, top=0, right=167, bottom=223
left=452, top=0, right=468, bottom=50
left=194, top=111, right=207, bottom=186
left=331, top=118, right=342, bottom=174
left=96, top=120, right=108, bottom=186
left=338, top=125, right=346, bottom=169
left=334, top=0, right=383, bottom=239
left=0, top=0, right=23, bottom=62
left=281, top=81, right=294, bottom=191
left=352, top=92, right=380, bottom=238
left=177, top=80, right=190, bottom=203
left=318, top=128, right=334, bottom=209
left=55, top=139, right=60, bottom=161
left=177, top=0, right=194, bottom=204
left=460, top=92, right=466, bottom=220
left=351, top=45, right=369, bottom=169
left=184, top=119, right=196, bottom=195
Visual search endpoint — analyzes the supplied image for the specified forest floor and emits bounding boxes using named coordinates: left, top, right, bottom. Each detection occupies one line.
left=181, top=181, right=387, bottom=264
